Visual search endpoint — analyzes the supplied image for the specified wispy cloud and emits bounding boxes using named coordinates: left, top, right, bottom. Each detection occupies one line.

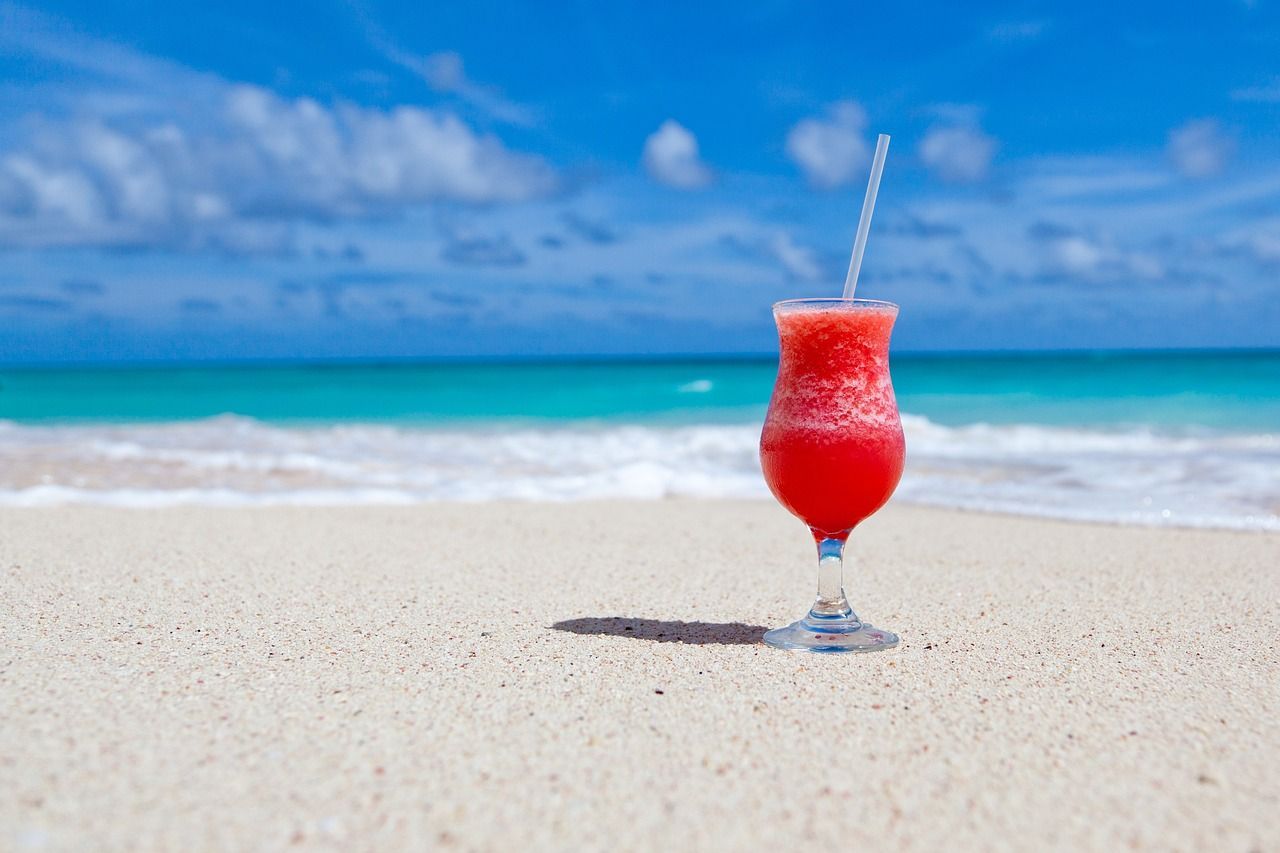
left=642, top=121, right=713, bottom=190
left=923, top=103, right=985, bottom=124
left=1230, top=77, right=1280, bottom=103
left=719, top=229, right=828, bottom=281
left=0, top=2, right=228, bottom=124
left=347, top=3, right=538, bottom=127
left=439, top=226, right=527, bottom=267
left=0, top=4, right=558, bottom=254
left=918, top=114, right=998, bottom=184
left=380, top=47, right=538, bottom=127
left=1026, top=222, right=1164, bottom=281
left=1215, top=217, right=1280, bottom=268
left=2, top=0, right=1278, bottom=355
left=785, top=101, right=869, bottom=189
left=1015, top=157, right=1173, bottom=199
left=0, top=293, right=72, bottom=312
left=561, top=211, right=619, bottom=245
left=857, top=151, right=1280, bottom=312
left=987, top=20, right=1050, bottom=42
left=1166, top=119, right=1234, bottom=179
left=767, top=232, right=825, bottom=281
left=884, top=212, right=964, bottom=239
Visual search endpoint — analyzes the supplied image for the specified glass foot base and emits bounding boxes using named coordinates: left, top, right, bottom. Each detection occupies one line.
left=763, top=615, right=899, bottom=653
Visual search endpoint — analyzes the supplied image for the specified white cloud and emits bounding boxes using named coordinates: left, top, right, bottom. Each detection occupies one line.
left=714, top=227, right=826, bottom=282
left=0, top=9, right=556, bottom=252
left=1217, top=218, right=1280, bottom=266
left=1230, top=78, right=1280, bottom=103
left=768, top=233, right=824, bottom=281
left=228, top=86, right=554, bottom=205
left=1042, top=233, right=1164, bottom=281
left=1166, top=119, right=1234, bottom=179
left=642, top=120, right=713, bottom=190
left=0, top=83, right=557, bottom=251
left=918, top=123, right=998, bottom=183
left=785, top=101, right=869, bottom=189
left=869, top=152, right=1270, bottom=298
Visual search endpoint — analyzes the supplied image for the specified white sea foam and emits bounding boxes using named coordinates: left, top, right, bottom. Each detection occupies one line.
left=0, top=415, right=1276, bottom=530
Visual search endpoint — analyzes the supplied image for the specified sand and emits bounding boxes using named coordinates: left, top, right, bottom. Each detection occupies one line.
left=1, top=502, right=1277, bottom=851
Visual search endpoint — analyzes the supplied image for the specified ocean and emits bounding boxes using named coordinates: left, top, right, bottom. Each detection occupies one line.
left=1, top=351, right=1277, bottom=529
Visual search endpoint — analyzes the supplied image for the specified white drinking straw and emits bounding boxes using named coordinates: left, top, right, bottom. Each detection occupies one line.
left=842, top=133, right=891, bottom=299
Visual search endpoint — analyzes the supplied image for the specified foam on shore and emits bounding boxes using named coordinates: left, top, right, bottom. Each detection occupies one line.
left=1, top=415, right=1276, bottom=529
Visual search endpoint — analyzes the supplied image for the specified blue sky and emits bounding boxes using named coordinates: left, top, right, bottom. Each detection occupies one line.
left=1, top=0, right=1278, bottom=362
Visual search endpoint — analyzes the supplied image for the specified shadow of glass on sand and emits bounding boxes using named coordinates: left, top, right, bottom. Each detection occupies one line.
left=551, top=617, right=767, bottom=645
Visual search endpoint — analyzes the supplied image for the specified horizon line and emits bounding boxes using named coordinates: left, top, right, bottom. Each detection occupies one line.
left=2, top=345, right=1279, bottom=371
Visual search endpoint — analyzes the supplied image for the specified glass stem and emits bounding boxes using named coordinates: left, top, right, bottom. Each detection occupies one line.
left=810, top=536, right=857, bottom=622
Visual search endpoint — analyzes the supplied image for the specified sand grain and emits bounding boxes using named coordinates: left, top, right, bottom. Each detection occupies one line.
left=1, top=503, right=1277, bottom=851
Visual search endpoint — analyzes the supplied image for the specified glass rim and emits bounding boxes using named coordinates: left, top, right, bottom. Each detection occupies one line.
left=773, top=297, right=898, bottom=311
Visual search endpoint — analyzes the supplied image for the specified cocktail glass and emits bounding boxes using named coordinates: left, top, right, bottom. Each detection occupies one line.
left=759, top=298, right=905, bottom=652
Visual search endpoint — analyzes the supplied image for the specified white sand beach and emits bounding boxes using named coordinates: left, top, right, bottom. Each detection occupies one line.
left=2, top=502, right=1277, bottom=851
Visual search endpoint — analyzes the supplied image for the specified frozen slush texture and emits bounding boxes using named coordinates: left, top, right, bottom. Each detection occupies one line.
left=759, top=302, right=905, bottom=535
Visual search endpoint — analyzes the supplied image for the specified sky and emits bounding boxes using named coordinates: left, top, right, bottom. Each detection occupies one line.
left=1, top=0, right=1278, bottom=363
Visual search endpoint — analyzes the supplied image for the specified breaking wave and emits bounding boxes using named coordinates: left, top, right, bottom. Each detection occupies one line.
left=0, top=414, right=1276, bottom=530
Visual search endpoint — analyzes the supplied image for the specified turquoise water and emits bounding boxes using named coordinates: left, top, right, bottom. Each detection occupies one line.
left=2, top=351, right=1277, bottom=430
left=1, top=351, right=1276, bottom=527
